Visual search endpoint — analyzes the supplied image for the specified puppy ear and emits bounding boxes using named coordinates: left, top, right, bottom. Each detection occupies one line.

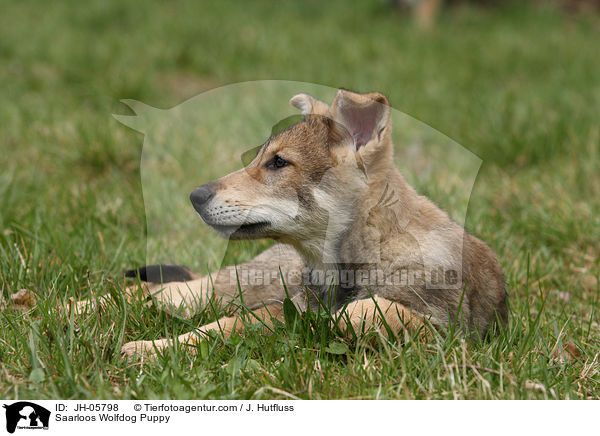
left=321, top=116, right=353, bottom=148
left=290, top=93, right=330, bottom=116
left=331, top=90, right=391, bottom=149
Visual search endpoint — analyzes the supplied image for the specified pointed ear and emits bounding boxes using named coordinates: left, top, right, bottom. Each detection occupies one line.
left=320, top=116, right=353, bottom=148
left=330, top=90, right=391, bottom=149
left=290, top=93, right=330, bottom=116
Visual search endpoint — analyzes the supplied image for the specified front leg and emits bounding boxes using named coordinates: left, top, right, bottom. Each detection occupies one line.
left=121, top=303, right=284, bottom=359
left=336, top=296, right=428, bottom=339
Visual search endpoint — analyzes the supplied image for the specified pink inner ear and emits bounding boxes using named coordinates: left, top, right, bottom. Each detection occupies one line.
left=340, top=102, right=384, bottom=149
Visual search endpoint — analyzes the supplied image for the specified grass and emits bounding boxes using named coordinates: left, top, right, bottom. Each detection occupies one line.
left=1, top=0, right=599, bottom=399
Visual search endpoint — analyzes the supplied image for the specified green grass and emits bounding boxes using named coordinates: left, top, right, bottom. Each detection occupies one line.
left=1, top=0, right=599, bottom=399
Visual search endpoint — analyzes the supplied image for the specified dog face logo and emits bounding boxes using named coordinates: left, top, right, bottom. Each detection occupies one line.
left=115, top=81, right=482, bottom=282
left=2, top=402, right=50, bottom=433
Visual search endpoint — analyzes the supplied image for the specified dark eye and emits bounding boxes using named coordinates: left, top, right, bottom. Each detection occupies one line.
left=266, top=155, right=290, bottom=170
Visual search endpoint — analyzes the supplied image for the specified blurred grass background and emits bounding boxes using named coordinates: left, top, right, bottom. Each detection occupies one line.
left=0, top=0, right=599, bottom=399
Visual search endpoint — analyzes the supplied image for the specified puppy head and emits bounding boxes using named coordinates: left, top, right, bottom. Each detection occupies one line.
left=190, top=90, right=393, bottom=244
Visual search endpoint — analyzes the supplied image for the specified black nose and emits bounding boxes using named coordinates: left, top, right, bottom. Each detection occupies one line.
left=190, top=184, right=215, bottom=213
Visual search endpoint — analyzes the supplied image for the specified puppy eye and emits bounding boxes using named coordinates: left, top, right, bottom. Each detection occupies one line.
left=266, top=155, right=290, bottom=170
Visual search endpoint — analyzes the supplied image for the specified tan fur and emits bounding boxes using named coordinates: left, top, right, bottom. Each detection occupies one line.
left=113, top=89, right=507, bottom=359
left=336, top=297, right=430, bottom=339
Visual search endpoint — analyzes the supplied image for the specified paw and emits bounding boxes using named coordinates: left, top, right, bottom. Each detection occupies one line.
left=120, top=340, right=164, bottom=360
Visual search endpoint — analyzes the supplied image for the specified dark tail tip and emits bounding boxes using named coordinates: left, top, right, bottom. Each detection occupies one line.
left=124, top=264, right=197, bottom=283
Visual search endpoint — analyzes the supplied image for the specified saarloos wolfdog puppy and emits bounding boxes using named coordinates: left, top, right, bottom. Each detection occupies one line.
left=109, top=89, right=507, bottom=359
